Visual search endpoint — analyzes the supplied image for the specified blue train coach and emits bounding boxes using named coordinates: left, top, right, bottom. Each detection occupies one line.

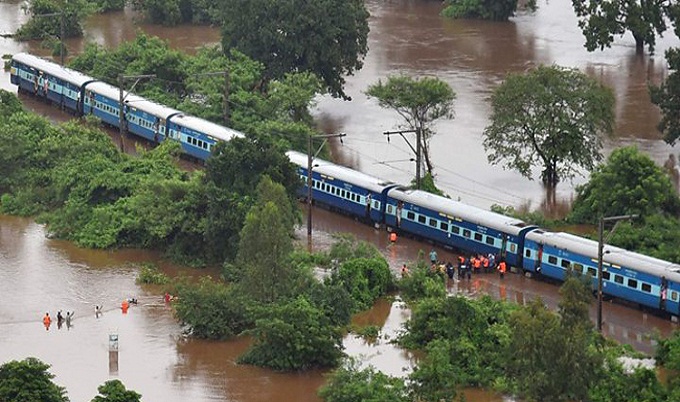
left=10, top=52, right=95, bottom=113
left=286, top=151, right=400, bottom=225
left=522, top=230, right=680, bottom=315
left=384, top=188, right=537, bottom=267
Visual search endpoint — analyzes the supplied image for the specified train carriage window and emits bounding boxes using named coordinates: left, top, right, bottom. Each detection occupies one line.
left=452, top=226, right=460, bottom=235
left=485, top=236, right=494, bottom=245
left=525, top=249, right=531, bottom=258
left=510, top=244, right=517, bottom=253
left=672, top=291, right=678, bottom=301
left=418, top=215, right=426, bottom=224
left=602, top=271, right=610, bottom=280
left=561, top=259, right=571, bottom=268
left=440, top=222, right=449, bottom=231
left=463, top=229, right=471, bottom=238
left=548, top=256, right=558, bottom=265
left=588, top=267, right=597, bottom=277
left=387, top=205, right=393, bottom=214
left=627, top=279, right=638, bottom=289
left=407, top=212, right=415, bottom=220
left=614, top=275, right=623, bottom=284
left=429, top=218, right=437, bottom=227
left=574, top=263, right=584, bottom=273
left=474, top=233, right=483, bottom=241
left=641, top=283, right=652, bottom=293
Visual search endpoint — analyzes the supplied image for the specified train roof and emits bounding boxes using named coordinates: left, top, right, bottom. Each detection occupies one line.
left=125, top=98, right=181, bottom=120
left=526, top=231, right=680, bottom=280
left=12, top=52, right=96, bottom=87
left=85, top=81, right=146, bottom=105
left=286, top=151, right=398, bottom=193
left=168, top=114, right=245, bottom=142
left=388, top=188, right=529, bottom=235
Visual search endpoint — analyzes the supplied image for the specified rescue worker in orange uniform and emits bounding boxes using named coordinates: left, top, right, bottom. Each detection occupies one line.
left=43, top=312, right=51, bottom=330
left=473, top=255, right=481, bottom=274
left=121, top=299, right=129, bottom=314
left=498, top=260, right=507, bottom=279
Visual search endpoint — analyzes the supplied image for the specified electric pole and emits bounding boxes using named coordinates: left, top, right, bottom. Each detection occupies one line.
left=118, top=74, right=156, bottom=150
left=307, top=133, right=346, bottom=251
left=383, top=129, right=421, bottom=189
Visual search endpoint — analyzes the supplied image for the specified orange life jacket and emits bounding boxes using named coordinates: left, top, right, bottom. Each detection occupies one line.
left=499, top=262, right=507, bottom=273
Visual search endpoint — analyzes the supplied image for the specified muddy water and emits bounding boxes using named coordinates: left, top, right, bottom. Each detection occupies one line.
left=0, top=1, right=679, bottom=400
left=0, top=215, right=329, bottom=402
left=317, top=0, right=680, bottom=211
left=1, top=0, right=678, bottom=212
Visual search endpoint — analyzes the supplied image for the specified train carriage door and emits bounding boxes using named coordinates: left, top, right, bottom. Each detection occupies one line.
left=536, top=245, right=543, bottom=273
left=500, top=235, right=508, bottom=260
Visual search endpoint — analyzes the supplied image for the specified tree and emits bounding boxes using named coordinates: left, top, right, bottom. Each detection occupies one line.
left=408, top=339, right=458, bottom=402
left=173, top=276, right=252, bottom=339
left=365, top=76, right=456, bottom=178
left=318, top=360, right=409, bottom=402
left=650, top=48, right=680, bottom=145
left=331, top=257, right=394, bottom=311
left=0, top=358, right=69, bottom=402
left=236, top=177, right=297, bottom=304
left=442, top=0, right=536, bottom=21
left=91, top=380, right=141, bottom=402
left=572, top=0, right=670, bottom=54
left=16, top=0, right=95, bottom=40
left=239, top=297, right=344, bottom=371
left=219, top=0, right=369, bottom=99
left=483, top=65, right=615, bottom=188
left=569, top=146, right=680, bottom=223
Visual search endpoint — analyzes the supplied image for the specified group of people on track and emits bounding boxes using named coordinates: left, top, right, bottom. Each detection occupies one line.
left=42, top=310, right=74, bottom=331
left=401, top=248, right=507, bottom=280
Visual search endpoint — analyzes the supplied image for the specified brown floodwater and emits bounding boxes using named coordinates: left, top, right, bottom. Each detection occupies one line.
left=1, top=1, right=679, bottom=400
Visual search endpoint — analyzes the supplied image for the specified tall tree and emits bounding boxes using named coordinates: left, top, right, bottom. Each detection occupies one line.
left=236, top=176, right=296, bottom=304
left=365, top=76, right=456, bottom=179
left=219, top=0, right=369, bottom=99
left=483, top=65, right=615, bottom=188
left=569, top=146, right=680, bottom=223
left=91, top=380, right=141, bottom=402
left=0, top=358, right=69, bottom=402
left=650, top=47, right=680, bottom=145
left=572, top=0, right=670, bottom=54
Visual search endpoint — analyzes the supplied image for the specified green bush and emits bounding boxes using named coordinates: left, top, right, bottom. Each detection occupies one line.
left=136, top=262, right=170, bottom=285
left=332, top=257, right=394, bottom=311
left=318, top=359, right=409, bottom=402
left=239, top=297, right=343, bottom=371
left=173, top=277, right=252, bottom=339
left=398, top=261, right=446, bottom=302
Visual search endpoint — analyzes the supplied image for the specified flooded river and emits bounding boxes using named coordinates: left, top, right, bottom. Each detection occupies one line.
left=1, top=0, right=679, bottom=400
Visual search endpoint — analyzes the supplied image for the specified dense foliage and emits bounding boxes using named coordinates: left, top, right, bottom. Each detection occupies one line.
left=219, top=0, right=369, bottom=99
left=365, top=76, right=455, bottom=180
left=570, top=146, right=680, bottom=222
left=136, top=262, right=170, bottom=285
left=572, top=0, right=672, bottom=54
left=0, top=91, right=301, bottom=266
left=442, top=0, right=536, bottom=21
left=331, top=257, right=393, bottom=311
left=16, top=0, right=96, bottom=40
left=91, top=380, right=141, bottom=402
left=483, top=65, right=615, bottom=187
left=397, top=256, right=446, bottom=302
left=173, top=276, right=252, bottom=339
left=0, top=358, right=68, bottom=402
left=400, top=295, right=513, bottom=387
left=239, top=297, right=344, bottom=371
left=130, top=0, right=221, bottom=25
left=318, top=360, right=409, bottom=402
left=70, top=36, right=321, bottom=153
left=651, top=47, right=680, bottom=146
